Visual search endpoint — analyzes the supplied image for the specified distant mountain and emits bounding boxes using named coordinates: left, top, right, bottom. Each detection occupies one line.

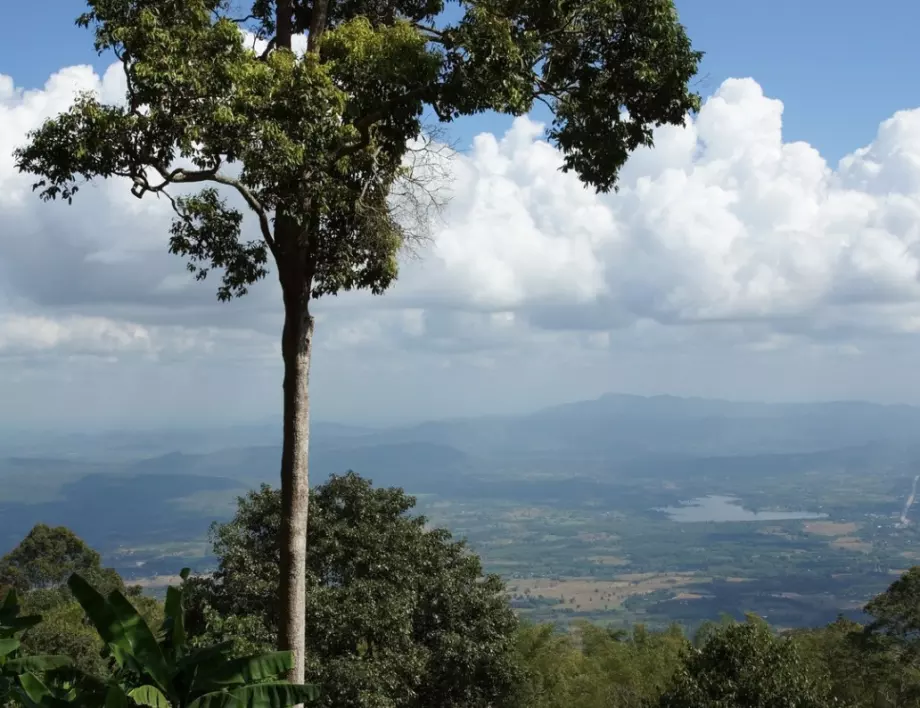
left=122, top=440, right=472, bottom=491
left=335, top=394, right=920, bottom=460
left=0, top=473, right=241, bottom=551
left=6, top=392, right=920, bottom=559
left=0, top=421, right=375, bottom=460
left=6, top=393, right=920, bottom=479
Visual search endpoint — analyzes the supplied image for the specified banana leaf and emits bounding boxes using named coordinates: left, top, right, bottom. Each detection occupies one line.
left=189, top=682, right=320, bottom=708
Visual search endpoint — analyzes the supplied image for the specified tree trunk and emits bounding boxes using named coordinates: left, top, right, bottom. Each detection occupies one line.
left=278, top=280, right=314, bottom=685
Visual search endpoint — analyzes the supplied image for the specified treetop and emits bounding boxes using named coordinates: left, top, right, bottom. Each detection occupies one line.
left=16, top=0, right=701, bottom=301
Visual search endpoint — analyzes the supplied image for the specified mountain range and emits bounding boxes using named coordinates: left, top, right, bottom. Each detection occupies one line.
left=3, top=393, right=920, bottom=555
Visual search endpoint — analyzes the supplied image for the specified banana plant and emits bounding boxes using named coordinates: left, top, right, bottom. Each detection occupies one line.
left=66, top=569, right=319, bottom=708
left=0, top=588, right=73, bottom=707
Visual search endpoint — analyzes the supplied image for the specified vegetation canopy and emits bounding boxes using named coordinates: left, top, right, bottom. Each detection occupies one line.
left=184, top=473, right=522, bottom=708
left=15, top=0, right=701, bottom=300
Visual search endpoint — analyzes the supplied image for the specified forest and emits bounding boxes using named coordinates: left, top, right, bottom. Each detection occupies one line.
left=1, top=473, right=920, bottom=708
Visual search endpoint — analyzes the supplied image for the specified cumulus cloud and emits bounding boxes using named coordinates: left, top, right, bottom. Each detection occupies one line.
left=386, top=78, right=920, bottom=350
left=5, top=59, right=920, bottom=423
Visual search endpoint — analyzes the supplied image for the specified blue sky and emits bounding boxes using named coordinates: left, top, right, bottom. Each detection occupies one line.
left=4, top=0, right=920, bottom=164
left=7, top=1, right=920, bottom=426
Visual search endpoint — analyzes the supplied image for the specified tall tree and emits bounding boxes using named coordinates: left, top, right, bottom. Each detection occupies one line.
left=15, top=0, right=701, bottom=680
left=184, top=473, right=523, bottom=708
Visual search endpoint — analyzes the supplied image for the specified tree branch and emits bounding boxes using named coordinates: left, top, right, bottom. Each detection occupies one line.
left=146, top=163, right=278, bottom=259
left=412, top=23, right=447, bottom=43
left=333, top=87, right=430, bottom=163
left=259, top=37, right=278, bottom=60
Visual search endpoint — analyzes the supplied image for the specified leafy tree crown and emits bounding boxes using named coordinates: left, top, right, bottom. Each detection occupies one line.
left=16, top=0, right=701, bottom=300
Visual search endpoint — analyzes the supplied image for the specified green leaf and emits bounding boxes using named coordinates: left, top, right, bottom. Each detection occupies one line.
left=177, top=641, right=236, bottom=672
left=105, top=683, right=129, bottom=708
left=128, top=685, right=171, bottom=708
left=106, top=590, right=171, bottom=693
left=5, top=656, right=72, bottom=674
left=1, top=588, right=18, bottom=610
left=189, top=683, right=320, bottom=708
left=67, top=574, right=133, bottom=668
left=179, top=568, right=191, bottom=581
left=164, top=585, right=186, bottom=651
left=8, top=615, right=42, bottom=633
left=191, top=652, right=294, bottom=693
left=17, top=672, right=51, bottom=704
left=0, top=611, right=42, bottom=637
left=0, top=638, right=20, bottom=657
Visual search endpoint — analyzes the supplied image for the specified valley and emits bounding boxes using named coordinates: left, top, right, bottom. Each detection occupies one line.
left=3, top=393, right=920, bottom=633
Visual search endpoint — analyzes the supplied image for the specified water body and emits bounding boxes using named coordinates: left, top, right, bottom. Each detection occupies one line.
left=660, top=495, right=827, bottom=523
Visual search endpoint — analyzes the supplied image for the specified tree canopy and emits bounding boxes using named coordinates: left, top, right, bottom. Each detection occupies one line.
left=659, top=617, right=846, bottom=708
left=0, top=524, right=121, bottom=595
left=516, top=621, right=687, bottom=708
left=185, top=472, right=523, bottom=708
left=15, top=0, right=702, bottom=305
left=9, top=516, right=920, bottom=708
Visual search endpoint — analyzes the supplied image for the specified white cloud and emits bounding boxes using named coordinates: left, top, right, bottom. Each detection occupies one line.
left=0, top=314, right=151, bottom=355
left=386, top=78, right=920, bottom=346
left=5, top=62, right=920, bottom=423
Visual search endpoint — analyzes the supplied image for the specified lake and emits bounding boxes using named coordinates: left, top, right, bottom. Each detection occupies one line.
left=659, top=495, right=828, bottom=523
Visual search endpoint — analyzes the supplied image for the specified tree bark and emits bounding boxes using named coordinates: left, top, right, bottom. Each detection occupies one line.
left=276, top=0, right=293, bottom=51
left=278, top=278, right=314, bottom=685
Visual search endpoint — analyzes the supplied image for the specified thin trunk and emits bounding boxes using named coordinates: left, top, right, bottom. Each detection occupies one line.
left=278, top=282, right=314, bottom=685
left=275, top=3, right=312, bottom=690
left=307, top=0, right=329, bottom=54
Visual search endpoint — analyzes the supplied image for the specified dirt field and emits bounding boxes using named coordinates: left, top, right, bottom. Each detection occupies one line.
left=129, top=574, right=185, bottom=589
left=508, top=573, right=709, bottom=609
left=804, top=521, right=859, bottom=536
left=830, top=537, right=872, bottom=553
left=802, top=521, right=871, bottom=553
left=674, top=592, right=710, bottom=600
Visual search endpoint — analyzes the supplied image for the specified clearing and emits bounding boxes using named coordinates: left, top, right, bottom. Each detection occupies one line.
left=509, top=572, right=709, bottom=609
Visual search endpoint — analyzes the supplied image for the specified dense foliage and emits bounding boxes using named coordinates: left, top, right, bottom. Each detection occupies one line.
left=515, top=621, right=687, bottom=708
left=185, top=473, right=522, bottom=708
left=0, top=568, right=317, bottom=708
left=0, top=525, right=121, bottom=595
left=660, top=617, right=842, bottom=708
left=7, top=476, right=920, bottom=708
left=0, top=525, right=161, bottom=679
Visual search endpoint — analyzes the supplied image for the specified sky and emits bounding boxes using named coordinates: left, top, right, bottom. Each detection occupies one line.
left=3, top=1, right=920, bottom=428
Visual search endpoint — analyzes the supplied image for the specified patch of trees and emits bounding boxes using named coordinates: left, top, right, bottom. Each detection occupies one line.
left=5, top=474, right=920, bottom=707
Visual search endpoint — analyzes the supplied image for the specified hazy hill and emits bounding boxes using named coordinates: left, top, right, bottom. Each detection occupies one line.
left=123, top=440, right=472, bottom=489
left=4, top=393, right=920, bottom=554
left=317, top=394, right=920, bottom=460
left=6, top=392, right=920, bottom=470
